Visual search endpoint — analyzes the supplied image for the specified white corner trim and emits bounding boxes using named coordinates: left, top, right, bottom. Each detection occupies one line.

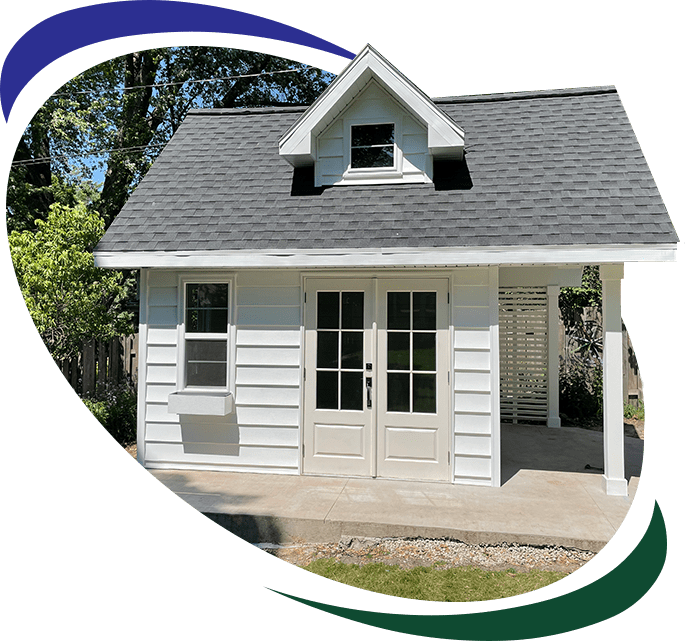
left=94, top=243, right=677, bottom=270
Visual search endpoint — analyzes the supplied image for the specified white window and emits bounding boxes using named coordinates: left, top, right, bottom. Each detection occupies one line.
left=350, top=123, right=395, bottom=169
left=182, top=281, right=231, bottom=389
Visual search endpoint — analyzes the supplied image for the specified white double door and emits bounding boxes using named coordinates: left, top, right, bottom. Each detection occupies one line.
left=303, top=278, right=450, bottom=481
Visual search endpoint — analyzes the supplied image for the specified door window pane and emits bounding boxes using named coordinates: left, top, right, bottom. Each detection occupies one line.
left=341, top=292, right=364, bottom=329
left=316, top=371, right=338, bottom=409
left=341, top=332, right=363, bottom=370
left=413, top=374, right=436, bottom=414
left=387, top=292, right=410, bottom=329
left=340, top=372, right=363, bottom=411
left=413, top=333, right=436, bottom=371
left=413, top=292, right=436, bottom=330
left=387, top=332, right=410, bottom=370
left=387, top=373, right=410, bottom=413
left=317, top=331, right=339, bottom=369
left=317, top=292, right=339, bottom=329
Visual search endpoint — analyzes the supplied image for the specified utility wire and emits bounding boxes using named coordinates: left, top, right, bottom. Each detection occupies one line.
left=51, top=67, right=308, bottom=98
left=12, top=143, right=167, bottom=167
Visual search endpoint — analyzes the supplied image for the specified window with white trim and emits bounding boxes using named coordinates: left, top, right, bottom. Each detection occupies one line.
left=183, top=282, right=230, bottom=388
left=350, top=123, right=395, bottom=169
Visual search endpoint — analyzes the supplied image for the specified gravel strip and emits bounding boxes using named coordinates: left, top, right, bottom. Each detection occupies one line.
left=261, top=537, right=595, bottom=573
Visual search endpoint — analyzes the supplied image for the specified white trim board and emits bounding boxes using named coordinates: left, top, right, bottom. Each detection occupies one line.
left=94, top=243, right=677, bottom=269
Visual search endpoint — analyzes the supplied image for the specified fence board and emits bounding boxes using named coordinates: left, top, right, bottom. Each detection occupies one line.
left=59, top=335, right=138, bottom=397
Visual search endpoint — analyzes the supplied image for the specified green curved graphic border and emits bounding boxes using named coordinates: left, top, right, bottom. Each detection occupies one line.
left=271, top=501, right=667, bottom=640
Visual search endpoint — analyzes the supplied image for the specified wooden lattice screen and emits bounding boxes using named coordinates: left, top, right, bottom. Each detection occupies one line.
left=499, top=287, right=549, bottom=423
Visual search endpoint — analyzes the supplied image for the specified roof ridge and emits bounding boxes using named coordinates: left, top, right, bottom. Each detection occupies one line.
left=186, top=86, right=618, bottom=116
left=433, top=86, right=617, bottom=104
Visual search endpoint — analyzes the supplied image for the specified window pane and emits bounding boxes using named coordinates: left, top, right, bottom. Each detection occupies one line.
left=186, top=309, right=228, bottom=333
left=186, top=362, right=227, bottom=387
left=413, top=374, right=436, bottom=414
left=341, top=332, right=363, bottom=370
left=413, top=333, right=436, bottom=371
left=351, top=124, right=394, bottom=147
left=413, top=292, right=436, bottom=330
left=317, top=292, right=339, bottom=329
left=387, top=292, right=410, bottom=330
left=341, top=292, right=364, bottom=329
left=340, top=372, right=363, bottom=411
left=387, top=372, right=410, bottom=413
left=186, top=340, right=227, bottom=362
left=186, top=283, right=228, bottom=308
left=185, top=340, right=227, bottom=387
left=387, top=332, right=410, bottom=370
left=316, top=371, right=338, bottom=410
left=351, top=146, right=394, bottom=169
left=317, top=331, right=339, bottom=369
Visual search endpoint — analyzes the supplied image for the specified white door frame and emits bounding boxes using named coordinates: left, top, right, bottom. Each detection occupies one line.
left=302, top=274, right=452, bottom=481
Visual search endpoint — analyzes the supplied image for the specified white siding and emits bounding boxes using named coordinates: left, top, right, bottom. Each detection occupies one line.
left=452, top=267, right=498, bottom=486
left=141, top=269, right=302, bottom=475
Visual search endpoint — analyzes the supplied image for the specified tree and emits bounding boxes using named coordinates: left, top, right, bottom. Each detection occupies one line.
left=8, top=201, right=134, bottom=363
left=7, top=47, right=334, bottom=230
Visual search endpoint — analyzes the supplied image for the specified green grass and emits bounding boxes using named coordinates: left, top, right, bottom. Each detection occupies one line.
left=305, top=560, right=568, bottom=602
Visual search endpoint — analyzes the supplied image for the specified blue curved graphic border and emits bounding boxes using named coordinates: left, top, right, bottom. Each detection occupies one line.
left=0, top=0, right=355, bottom=121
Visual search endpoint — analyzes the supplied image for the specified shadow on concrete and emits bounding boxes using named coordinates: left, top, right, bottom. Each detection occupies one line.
left=203, top=513, right=285, bottom=544
left=500, top=423, right=644, bottom=486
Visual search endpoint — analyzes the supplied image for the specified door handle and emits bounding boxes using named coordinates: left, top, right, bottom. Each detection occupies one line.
left=366, top=377, right=372, bottom=409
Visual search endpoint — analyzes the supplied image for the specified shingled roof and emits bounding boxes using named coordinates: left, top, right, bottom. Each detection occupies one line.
left=95, top=86, right=677, bottom=257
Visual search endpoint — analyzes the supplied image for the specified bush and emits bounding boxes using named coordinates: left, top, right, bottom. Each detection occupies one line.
left=559, top=361, right=603, bottom=422
left=83, top=381, right=137, bottom=446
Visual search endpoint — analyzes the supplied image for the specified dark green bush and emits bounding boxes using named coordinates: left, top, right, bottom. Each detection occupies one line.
left=83, top=381, right=137, bottom=446
left=559, top=361, right=603, bottom=422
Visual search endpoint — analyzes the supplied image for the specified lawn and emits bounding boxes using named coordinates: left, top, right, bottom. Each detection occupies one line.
left=305, top=559, right=568, bottom=602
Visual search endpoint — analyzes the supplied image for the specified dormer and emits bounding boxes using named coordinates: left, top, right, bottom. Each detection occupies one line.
left=279, top=45, right=465, bottom=187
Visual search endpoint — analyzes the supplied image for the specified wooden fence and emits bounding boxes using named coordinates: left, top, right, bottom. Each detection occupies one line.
left=60, top=334, right=139, bottom=397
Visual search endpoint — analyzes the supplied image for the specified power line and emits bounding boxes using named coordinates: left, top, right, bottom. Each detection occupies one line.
left=11, top=143, right=167, bottom=167
left=51, top=67, right=309, bottom=98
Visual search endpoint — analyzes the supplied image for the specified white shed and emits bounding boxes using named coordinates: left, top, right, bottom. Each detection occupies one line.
left=94, top=45, right=677, bottom=496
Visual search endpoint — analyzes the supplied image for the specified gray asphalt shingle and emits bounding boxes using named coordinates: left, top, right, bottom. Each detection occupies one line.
left=96, top=86, right=678, bottom=254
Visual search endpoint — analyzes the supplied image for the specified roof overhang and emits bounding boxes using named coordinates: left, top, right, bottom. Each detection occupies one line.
left=278, top=44, right=465, bottom=167
left=94, top=243, right=677, bottom=270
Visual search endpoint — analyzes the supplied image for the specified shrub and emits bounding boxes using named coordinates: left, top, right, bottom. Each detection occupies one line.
left=559, top=360, right=603, bottom=422
left=83, top=381, right=137, bottom=447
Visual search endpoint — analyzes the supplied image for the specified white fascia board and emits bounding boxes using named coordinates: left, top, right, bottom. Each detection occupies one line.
left=278, top=44, right=464, bottom=165
left=94, top=244, right=677, bottom=270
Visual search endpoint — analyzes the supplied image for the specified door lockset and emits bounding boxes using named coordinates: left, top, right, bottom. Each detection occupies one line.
left=366, top=376, right=372, bottom=409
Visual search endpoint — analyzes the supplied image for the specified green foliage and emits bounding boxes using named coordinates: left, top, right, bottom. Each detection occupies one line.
left=83, top=381, right=137, bottom=446
left=304, top=560, right=567, bottom=602
left=559, top=361, right=603, bottom=422
left=8, top=202, right=134, bottom=361
left=558, top=266, right=602, bottom=330
left=624, top=400, right=645, bottom=421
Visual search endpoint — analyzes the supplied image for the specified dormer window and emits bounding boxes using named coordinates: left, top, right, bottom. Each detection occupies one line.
left=350, top=123, right=395, bottom=169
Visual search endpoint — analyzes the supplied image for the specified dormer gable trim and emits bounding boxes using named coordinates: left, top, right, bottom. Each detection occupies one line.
left=278, top=44, right=465, bottom=168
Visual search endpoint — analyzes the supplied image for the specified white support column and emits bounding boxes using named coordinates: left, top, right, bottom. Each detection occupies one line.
left=600, top=264, right=628, bottom=496
left=489, top=265, right=501, bottom=488
left=547, top=284, right=561, bottom=428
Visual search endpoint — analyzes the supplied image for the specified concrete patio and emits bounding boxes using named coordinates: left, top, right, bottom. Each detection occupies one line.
left=149, top=424, right=644, bottom=553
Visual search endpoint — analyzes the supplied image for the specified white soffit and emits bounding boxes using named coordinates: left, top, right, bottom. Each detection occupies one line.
left=278, top=44, right=465, bottom=167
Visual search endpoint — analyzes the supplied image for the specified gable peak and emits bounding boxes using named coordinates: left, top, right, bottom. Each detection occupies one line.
left=279, top=45, right=464, bottom=167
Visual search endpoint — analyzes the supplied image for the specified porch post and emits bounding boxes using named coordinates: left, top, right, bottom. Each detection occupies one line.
left=547, top=284, right=561, bottom=428
left=600, top=264, right=627, bottom=496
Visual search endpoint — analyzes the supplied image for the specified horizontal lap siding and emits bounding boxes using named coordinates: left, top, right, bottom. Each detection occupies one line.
left=143, top=269, right=303, bottom=475
left=452, top=268, right=496, bottom=486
